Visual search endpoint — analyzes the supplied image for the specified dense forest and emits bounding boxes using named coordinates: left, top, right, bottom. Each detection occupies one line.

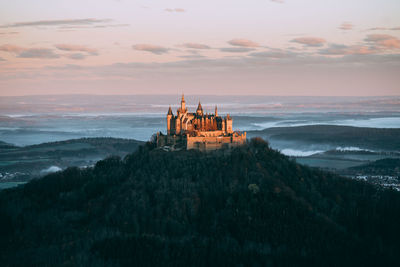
left=1, top=138, right=400, bottom=266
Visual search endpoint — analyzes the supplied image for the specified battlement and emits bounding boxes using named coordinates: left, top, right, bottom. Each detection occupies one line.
left=157, top=95, right=246, bottom=151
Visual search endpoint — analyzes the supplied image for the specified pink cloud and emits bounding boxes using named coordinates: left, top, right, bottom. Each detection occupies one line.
left=220, top=47, right=254, bottom=53
left=18, top=48, right=59, bottom=58
left=228, top=38, right=259, bottom=48
left=339, top=22, right=353, bottom=30
left=291, top=37, right=326, bottom=47
left=182, top=43, right=210, bottom=49
left=367, top=27, right=400, bottom=31
left=0, top=18, right=112, bottom=28
left=133, top=44, right=169, bottom=54
left=55, top=44, right=98, bottom=55
left=0, top=44, right=25, bottom=53
left=65, top=53, right=86, bottom=60
left=365, top=34, right=400, bottom=49
left=320, top=44, right=375, bottom=55
left=0, top=44, right=59, bottom=58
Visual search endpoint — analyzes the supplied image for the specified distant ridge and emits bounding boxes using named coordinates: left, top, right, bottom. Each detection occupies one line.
left=0, top=137, right=144, bottom=182
left=248, top=125, right=400, bottom=151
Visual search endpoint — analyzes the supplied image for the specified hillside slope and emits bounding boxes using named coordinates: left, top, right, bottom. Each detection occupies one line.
left=1, top=139, right=400, bottom=266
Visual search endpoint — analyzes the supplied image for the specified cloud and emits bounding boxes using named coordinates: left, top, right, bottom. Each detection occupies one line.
left=339, top=22, right=353, bottom=30
left=182, top=43, right=210, bottom=49
left=249, top=50, right=296, bottom=59
left=0, top=44, right=25, bottom=53
left=365, top=34, right=400, bottom=49
left=65, top=53, right=87, bottom=60
left=0, top=18, right=112, bottom=28
left=0, top=31, right=18, bottom=35
left=219, top=47, right=255, bottom=53
left=55, top=44, right=98, bottom=55
left=0, top=44, right=59, bottom=59
left=367, top=27, right=388, bottom=31
left=92, top=24, right=129, bottom=28
left=271, top=0, right=284, bottom=3
left=133, top=44, right=169, bottom=54
left=165, top=8, right=186, bottom=13
left=319, top=44, right=375, bottom=55
left=291, top=37, right=326, bottom=47
left=178, top=54, right=206, bottom=59
left=0, top=57, right=5, bottom=61
left=228, top=38, right=259, bottom=48
left=367, top=27, right=400, bottom=31
left=55, top=24, right=129, bottom=31
left=18, top=48, right=60, bottom=59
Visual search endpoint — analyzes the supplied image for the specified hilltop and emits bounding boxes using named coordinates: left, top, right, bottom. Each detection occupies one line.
left=1, top=138, right=400, bottom=266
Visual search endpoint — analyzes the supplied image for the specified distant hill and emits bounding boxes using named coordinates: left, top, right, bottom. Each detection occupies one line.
left=0, top=141, right=17, bottom=150
left=0, top=137, right=144, bottom=181
left=248, top=125, right=400, bottom=151
left=1, top=139, right=400, bottom=266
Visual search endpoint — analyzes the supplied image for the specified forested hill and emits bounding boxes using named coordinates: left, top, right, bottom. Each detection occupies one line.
left=1, top=139, right=400, bottom=266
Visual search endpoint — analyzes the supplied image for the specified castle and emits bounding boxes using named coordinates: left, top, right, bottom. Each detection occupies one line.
left=157, top=95, right=246, bottom=151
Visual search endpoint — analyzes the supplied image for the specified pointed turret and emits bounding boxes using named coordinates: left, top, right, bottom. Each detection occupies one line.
left=215, top=105, right=218, bottom=117
left=180, top=94, right=186, bottom=112
left=167, top=106, right=173, bottom=116
left=196, top=101, right=203, bottom=116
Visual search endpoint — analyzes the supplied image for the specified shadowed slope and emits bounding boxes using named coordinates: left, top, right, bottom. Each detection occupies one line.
left=1, top=138, right=400, bottom=266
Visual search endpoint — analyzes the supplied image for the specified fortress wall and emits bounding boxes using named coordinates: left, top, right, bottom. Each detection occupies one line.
left=195, top=130, right=224, bottom=137
left=186, top=134, right=246, bottom=151
left=159, top=132, right=246, bottom=151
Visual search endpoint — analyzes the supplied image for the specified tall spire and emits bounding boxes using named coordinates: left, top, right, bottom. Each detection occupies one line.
left=180, top=94, right=186, bottom=111
left=197, top=101, right=203, bottom=111
left=167, top=106, right=173, bottom=115
left=215, top=105, right=218, bottom=117
left=196, top=101, right=203, bottom=116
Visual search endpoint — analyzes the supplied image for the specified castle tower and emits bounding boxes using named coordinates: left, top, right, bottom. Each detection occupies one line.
left=196, top=101, right=203, bottom=116
left=215, top=106, right=218, bottom=117
left=167, top=106, right=173, bottom=135
left=225, top=114, right=233, bottom=134
left=180, top=94, right=186, bottom=112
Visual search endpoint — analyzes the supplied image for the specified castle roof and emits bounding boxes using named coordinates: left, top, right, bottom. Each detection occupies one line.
left=167, top=106, right=173, bottom=115
left=197, top=101, right=203, bottom=111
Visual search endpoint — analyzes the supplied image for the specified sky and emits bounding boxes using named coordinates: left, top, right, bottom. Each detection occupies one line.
left=0, top=0, right=399, bottom=96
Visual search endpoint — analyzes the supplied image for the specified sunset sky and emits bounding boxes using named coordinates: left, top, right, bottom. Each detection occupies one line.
left=0, top=0, right=399, bottom=96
